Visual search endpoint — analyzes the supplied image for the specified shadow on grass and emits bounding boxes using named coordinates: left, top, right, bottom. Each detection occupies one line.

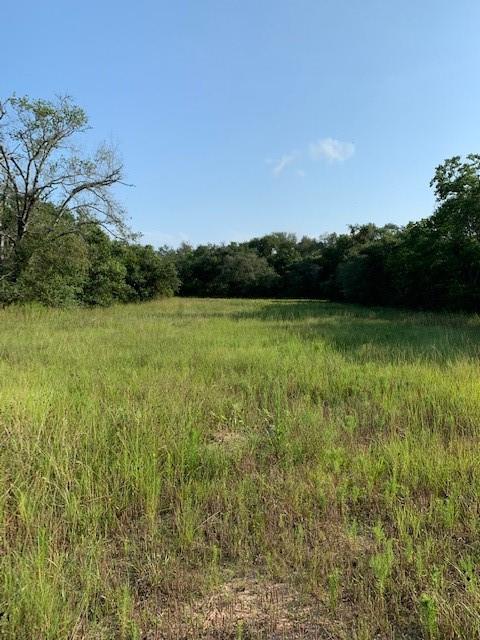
left=232, top=300, right=480, bottom=363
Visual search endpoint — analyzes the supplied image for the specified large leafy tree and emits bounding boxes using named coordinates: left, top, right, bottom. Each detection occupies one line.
left=0, top=95, right=128, bottom=277
left=430, top=154, right=480, bottom=238
left=428, top=155, right=480, bottom=308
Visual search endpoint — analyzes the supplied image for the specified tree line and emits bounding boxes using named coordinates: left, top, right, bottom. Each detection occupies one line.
left=1, top=95, right=479, bottom=310
left=174, top=154, right=480, bottom=310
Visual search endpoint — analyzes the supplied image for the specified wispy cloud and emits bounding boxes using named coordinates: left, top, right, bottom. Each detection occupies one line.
left=269, top=152, right=297, bottom=176
left=267, top=137, right=355, bottom=178
left=309, top=138, right=355, bottom=162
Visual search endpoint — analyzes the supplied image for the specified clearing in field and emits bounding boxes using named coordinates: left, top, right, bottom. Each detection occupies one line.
left=1, top=298, right=480, bottom=639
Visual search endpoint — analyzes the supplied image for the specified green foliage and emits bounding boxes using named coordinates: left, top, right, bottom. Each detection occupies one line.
left=172, top=156, right=480, bottom=311
left=216, top=250, right=278, bottom=296
left=0, top=93, right=127, bottom=268
left=0, top=211, right=179, bottom=307
left=2, top=145, right=480, bottom=310
left=114, top=243, right=180, bottom=301
left=16, top=238, right=88, bottom=307
left=80, top=226, right=129, bottom=306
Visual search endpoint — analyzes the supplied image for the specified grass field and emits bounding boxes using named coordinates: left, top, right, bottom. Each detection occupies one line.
left=1, top=298, right=480, bottom=639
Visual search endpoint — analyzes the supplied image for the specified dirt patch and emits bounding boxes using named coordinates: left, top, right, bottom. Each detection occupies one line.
left=208, top=430, right=247, bottom=448
left=149, top=575, right=347, bottom=639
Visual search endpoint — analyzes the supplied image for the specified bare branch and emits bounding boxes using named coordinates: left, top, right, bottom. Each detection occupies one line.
left=0, top=94, right=129, bottom=266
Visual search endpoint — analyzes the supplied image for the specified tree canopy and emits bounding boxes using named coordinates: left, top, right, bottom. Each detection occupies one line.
left=0, top=95, right=179, bottom=306
left=1, top=94, right=479, bottom=311
left=173, top=156, right=480, bottom=311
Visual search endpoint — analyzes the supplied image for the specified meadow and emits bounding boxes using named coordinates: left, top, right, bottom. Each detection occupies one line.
left=1, top=298, right=480, bottom=639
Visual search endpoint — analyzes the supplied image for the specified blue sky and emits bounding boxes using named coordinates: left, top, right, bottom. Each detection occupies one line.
left=4, top=1, right=480, bottom=246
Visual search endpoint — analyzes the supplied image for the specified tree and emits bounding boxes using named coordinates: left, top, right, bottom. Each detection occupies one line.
left=78, top=224, right=129, bottom=306
left=427, top=155, right=480, bottom=308
left=248, top=232, right=299, bottom=276
left=430, top=154, right=480, bottom=238
left=216, top=250, right=278, bottom=296
left=0, top=95, right=128, bottom=278
left=114, top=243, right=180, bottom=302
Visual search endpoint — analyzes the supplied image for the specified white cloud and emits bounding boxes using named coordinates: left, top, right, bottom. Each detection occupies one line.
left=309, top=137, right=355, bottom=162
left=268, top=152, right=297, bottom=176
left=266, top=137, right=355, bottom=178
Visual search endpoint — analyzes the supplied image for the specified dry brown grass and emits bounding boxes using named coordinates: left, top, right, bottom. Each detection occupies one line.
left=147, top=575, right=348, bottom=639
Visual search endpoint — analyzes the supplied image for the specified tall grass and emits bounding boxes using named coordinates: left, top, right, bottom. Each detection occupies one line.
left=1, top=298, right=480, bottom=638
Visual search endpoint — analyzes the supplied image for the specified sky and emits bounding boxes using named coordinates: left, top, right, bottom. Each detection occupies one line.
left=4, top=1, right=480, bottom=247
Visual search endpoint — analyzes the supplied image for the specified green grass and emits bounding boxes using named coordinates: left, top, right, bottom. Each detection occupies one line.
left=1, top=298, right=480, bottom=638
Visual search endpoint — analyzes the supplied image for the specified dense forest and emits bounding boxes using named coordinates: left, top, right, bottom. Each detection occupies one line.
left=173, top=155, right=480, bottom=310
left=1, top=96, right=480, bottom=310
